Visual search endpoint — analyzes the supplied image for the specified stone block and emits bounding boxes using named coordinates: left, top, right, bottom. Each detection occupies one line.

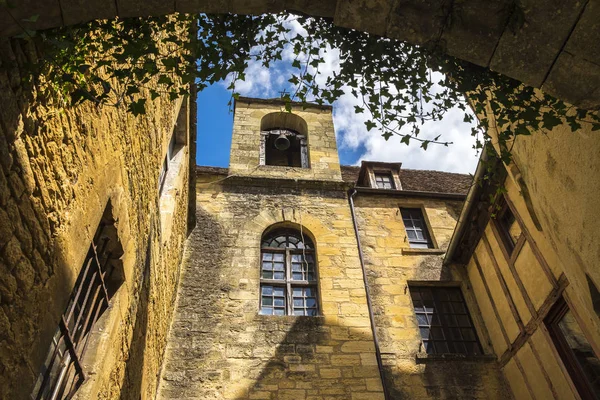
left=60, top=0, right=117, bottom=25
left=334, top=0, right=393, bottom=37
left=490, top=0, right=586, bottom=88
left=385, top=0, right=446, bottom=47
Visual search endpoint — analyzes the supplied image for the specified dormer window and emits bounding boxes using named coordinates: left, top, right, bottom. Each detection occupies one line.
left=374, top=172, right=395, bottom=189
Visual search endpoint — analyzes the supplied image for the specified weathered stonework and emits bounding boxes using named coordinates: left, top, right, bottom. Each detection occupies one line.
left=353, top=193, right=510, bottom=399
left=0, top=35, right=193, bottom=400
left=157, top=177, right=385, bottom=400
left=230, top=98, right=342, bottom=182
left=157, top=98, right=511, bottom=400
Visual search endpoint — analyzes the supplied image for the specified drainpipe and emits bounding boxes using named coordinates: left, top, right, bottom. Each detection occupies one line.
left=348, top=189, right=390, bottom=400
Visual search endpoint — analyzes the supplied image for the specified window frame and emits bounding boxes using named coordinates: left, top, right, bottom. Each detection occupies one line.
left=259, top=230, right=319, bottom=317
left=373, top=171, right=395, bottom=189
left=545, top=296, right=600, bottom=399
left=400, top=207, right=435, bottom=249
left=409, top=285, right=483, bottom=356
left=493, top=197, right=520, bottom=255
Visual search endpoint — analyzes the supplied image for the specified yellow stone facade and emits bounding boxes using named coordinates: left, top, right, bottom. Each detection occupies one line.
left=157, top=98, right=511, bottom=399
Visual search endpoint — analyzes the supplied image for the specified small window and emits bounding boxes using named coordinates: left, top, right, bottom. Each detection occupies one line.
left=260, top=228, right=318, bottom=316
left=263, top=129, right=308, bottom=168
left=374, top=172, right=395, bottom=189
left=410, top=286, right=482, bottom=355
left=494, top=198, right=522, bottom=253
left=401, top=208, right=434, bottom=249
left=545, top=297, right=600, bottom=398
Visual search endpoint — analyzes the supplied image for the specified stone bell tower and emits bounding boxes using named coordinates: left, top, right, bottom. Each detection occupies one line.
left=229, top=97, right=343, bottom=181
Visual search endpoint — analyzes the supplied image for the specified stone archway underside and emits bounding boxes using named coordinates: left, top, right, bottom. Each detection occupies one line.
left=2, top=0, right=599, bottom=109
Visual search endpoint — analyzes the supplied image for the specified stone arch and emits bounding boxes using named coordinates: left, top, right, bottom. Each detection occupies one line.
left=260, top=112, right=308, bottom=137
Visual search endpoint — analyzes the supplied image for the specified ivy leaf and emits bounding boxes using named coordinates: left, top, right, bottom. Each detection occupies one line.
left=365, top=120, right=377, bottom=131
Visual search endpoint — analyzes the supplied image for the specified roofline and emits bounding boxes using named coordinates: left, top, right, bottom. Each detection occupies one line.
left=234, top=96, right=333, bottom=114
left=443, top=145, right=506, bottom=265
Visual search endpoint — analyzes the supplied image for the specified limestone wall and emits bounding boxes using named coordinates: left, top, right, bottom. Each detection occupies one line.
left=0, top=37, right=192, bottom=399
left=157, top=175, right=385, bottom=400
left=353, top=193, right=510, bottom=399
left=229, top=99, right=342, bottom=182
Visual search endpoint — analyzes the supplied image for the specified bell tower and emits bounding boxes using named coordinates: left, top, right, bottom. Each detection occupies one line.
left=229, top=97, right=342, bottom=181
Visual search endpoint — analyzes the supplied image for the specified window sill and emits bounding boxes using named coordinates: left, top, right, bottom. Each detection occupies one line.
left=415, top=352, right=497, bottom=363
left=401, top=248, right=446, bottom=255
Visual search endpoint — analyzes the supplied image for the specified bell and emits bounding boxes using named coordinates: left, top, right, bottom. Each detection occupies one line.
left=274, top=132, right=291, bottom=151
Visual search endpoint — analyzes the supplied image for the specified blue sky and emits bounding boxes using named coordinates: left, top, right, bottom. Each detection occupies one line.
left=196, top=18, right=481, bottom=174
left=196, top=83, right=368, bottom=167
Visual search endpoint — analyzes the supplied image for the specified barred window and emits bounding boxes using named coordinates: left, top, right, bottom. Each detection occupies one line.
left=260, top=229, right=318, bottom=316
left=32, top=203, right=124, bottom=399
left=410, top=286, right=482, bottom=355
left=401, top=208, right=434, bottom=249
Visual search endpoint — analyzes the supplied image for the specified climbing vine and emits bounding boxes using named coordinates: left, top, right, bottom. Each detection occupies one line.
left=7, top=12, right=600, bottom=164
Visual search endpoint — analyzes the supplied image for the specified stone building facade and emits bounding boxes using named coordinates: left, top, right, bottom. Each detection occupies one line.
left=2, top=48, right=600, bottom=399
left=156, top=98, right=511, bottom=399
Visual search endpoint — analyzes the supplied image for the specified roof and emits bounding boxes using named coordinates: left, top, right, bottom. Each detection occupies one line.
left=340, top=165, right=472, bottom=195
left=198, top=165, right=472, bottom=195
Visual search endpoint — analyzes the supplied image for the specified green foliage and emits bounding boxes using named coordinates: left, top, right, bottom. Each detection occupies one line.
left=9, top=12, right=600, bottom=163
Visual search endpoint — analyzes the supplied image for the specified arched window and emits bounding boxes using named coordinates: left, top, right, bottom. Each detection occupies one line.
left=260, top=228, right=318, bottom=316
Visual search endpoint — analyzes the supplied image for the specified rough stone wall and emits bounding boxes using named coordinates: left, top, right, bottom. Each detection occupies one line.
left=0, top=36, right=191, bottom=399
left=353, top=194, right=511, bottom=399
left=157, top=175, right=385, bottom=400
left=229, top=99, right=342, bottom=182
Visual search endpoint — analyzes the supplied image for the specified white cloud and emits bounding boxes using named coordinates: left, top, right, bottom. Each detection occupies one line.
left=219, top=20, right=480, bottom=175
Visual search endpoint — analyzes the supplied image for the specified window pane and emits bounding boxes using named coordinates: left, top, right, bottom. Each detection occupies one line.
left=410, top=287, right=481, bottom=355
left=401, top=208, right=433, bottom=249
left=557, top=308, right=600, bottom=397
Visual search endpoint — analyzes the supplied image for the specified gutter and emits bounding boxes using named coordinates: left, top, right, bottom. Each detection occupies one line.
left=354, top=187, right=466, bottom=200
left=348, top=189, right=390, bottom=400
left=443, top=149, right=489, bottom=265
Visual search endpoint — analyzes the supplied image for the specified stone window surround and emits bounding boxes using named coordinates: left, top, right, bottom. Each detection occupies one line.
left=368, top=165, right=402, bottom=190
left=159, top=98, right=189, bottom=243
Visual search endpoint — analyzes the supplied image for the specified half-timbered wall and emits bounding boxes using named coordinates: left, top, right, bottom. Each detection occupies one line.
left=461, top=175, right=600, bottom=399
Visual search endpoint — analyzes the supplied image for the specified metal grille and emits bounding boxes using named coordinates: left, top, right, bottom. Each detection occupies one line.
left=410, top=286, right=482, bottom=355
left=33, top=233, right=117, bottom=399
left=260, top=229, right=318, bottom=316
left=401, top=208, right=433, bottom=249
left=374, top=172, right=394, bottom=189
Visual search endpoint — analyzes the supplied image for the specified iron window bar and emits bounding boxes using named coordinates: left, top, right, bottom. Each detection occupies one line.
left=33, top=240, right=113, bottom=400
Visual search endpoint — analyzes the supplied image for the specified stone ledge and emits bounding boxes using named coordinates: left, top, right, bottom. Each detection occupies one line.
left=401, top=248, right=446, bottom=256
left=415, top=352, right=497, bottom=364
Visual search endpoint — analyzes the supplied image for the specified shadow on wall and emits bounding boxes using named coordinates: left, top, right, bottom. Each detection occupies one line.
left=118, top=232, right=153, bottom=400
left=157, top=205, right=229, bottom=398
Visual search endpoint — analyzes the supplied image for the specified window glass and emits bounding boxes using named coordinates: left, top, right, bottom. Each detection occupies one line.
left=496, top=199, right=522, bottom=253
left=260, top=229, right=318, bottom=316
left=546, top=298, right=600, bottom=398
left=374, top=172, right=395, bottom=189
left=401, top=208, right=434, bottom=249
left=410, top=286, right=482, bottom=355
